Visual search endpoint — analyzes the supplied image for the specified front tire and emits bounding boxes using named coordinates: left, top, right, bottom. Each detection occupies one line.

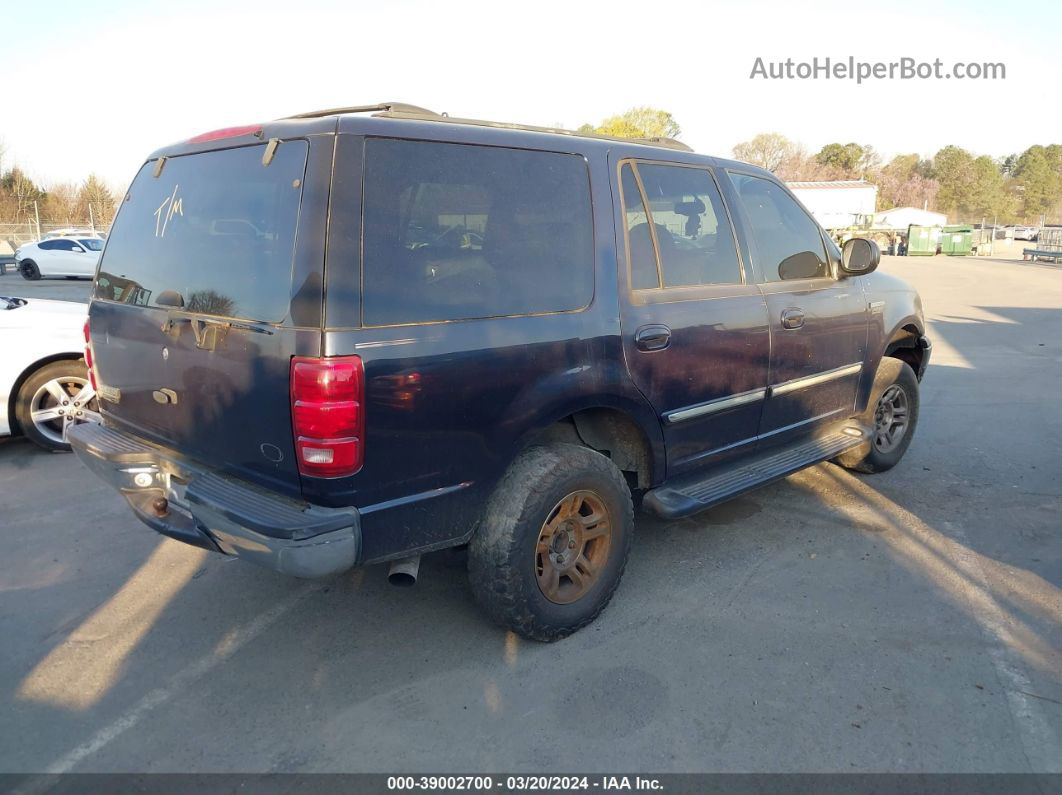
left=834, top=358, right=919, bottom=473
left=19, top=260, right=41, bottom=280
left=14, top=359, right=100, bottom=452
left=468, top=444, right=634, bottom=641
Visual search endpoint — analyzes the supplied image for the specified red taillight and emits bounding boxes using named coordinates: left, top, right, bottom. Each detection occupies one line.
left=83, top=318, right=98, bottom=391
left=186, top=124, right=263, bottom=144
left=290, top=356, right=364, bottom=478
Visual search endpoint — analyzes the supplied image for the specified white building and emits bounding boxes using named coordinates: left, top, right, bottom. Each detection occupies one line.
left=873, top=207, right=948, bottom=229
left=787, top=180, right=878, bottom=230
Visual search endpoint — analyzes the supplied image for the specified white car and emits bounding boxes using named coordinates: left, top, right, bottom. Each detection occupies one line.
left=1013, top=226, right=1039, bottom=241
left=0, top=296, right=99, bottom=451
left=14, top=236, right=104, bottom=280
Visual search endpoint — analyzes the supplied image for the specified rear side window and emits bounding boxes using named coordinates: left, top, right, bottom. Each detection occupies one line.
left=362, top=138, right=593, bottom=326
left=620, top=164, right=658, bottom=290
left=624, top=163, right=742, bottom=288
left=95, top=141, right=308, bottom=322
left=727, top=173, right=829, bottom=281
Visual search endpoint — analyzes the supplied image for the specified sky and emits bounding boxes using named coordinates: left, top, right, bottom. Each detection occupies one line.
left=1, top=0, right=1059, bottom=188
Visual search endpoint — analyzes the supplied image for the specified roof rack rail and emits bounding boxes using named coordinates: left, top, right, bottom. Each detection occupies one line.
left=279, top=103, right=695, bottom=154
left=283, top=102, right=439, bottom=120
left=632, top=137, right=693, bottom=152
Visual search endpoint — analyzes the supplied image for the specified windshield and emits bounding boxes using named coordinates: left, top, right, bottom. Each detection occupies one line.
left=79, top=239, right=104, bottom=251
left=95, top=140, right=308, bottom=322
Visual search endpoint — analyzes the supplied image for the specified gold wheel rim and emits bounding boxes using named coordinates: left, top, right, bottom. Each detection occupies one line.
left=535, top=490, right=612, bottom=605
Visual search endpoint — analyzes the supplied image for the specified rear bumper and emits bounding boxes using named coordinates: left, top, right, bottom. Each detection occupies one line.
left=67, top=422, right=360, bottom=578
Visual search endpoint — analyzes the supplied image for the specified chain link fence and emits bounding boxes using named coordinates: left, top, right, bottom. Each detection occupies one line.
left=1, top=221, right=109, bottom=252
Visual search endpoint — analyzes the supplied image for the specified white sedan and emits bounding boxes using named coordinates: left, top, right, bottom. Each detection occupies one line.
left=0, top=296, right=98, bottom=451
left=14, top=237, right=104, bottom=280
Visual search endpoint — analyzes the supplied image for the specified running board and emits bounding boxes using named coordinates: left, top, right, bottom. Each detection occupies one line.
left=643, top=427, right=869, bottom=520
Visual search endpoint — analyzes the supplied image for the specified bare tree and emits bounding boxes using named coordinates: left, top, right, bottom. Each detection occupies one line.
left=42, top=182, right=81, bottom=225
left=732, top=133, right=797, bottom=172
left=77, top=173, right=117, bottom=227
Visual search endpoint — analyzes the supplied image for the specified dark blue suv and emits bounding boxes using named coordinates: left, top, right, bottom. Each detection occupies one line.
left=69, top=102, right=930, bottom=640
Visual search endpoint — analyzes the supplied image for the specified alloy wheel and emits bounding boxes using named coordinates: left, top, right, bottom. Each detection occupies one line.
left=29, top=376, right=100, bottom=445
left=873, top=384, right=909, bottom=453
left=535, top=490, right=612, bottom=605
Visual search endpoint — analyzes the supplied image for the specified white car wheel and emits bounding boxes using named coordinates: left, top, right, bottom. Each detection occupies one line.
left=16, top=360, right=100, bottom=452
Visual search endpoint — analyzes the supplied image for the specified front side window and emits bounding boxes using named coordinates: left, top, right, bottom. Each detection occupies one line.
left=728, top=173, right=830, bottom=281
left=362, top=138, right=594, bottom=326
left=620, top=162, right=742, bottom=289
left=79, top=238, right=104, bottom=251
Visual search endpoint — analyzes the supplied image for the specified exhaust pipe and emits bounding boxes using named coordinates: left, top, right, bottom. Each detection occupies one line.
left=388, top=556, right=421, bottom=587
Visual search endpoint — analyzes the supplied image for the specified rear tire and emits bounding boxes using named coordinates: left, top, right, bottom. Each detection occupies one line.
left=19, top=260, right=41, bottom=280
left=834, top=358, right=919, bottom=473
left=468, top=444, right=634, bottom=641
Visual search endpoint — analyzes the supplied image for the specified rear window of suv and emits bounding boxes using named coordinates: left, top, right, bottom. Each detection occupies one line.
left=361, top=138, right=594, bottom=326
left=95, top=141, right=307, bottom=322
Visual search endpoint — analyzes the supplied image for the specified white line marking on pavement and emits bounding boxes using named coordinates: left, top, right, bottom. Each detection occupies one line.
left=17, top=584, right=316, bottom=788
left=941, top=520, right=1062, bottom=773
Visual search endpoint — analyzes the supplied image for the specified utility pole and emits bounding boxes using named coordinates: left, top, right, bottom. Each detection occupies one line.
left=89, top=203, right=95, bottom=234
left=33, top=201, right=41, bottom=240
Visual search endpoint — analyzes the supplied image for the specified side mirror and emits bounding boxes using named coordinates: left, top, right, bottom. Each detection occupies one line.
left=841, top=238, right=880, bottom=276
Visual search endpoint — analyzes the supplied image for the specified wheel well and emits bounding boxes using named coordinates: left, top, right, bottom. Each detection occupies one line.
left=528, top=408, right=654, bottom=490
left=884, top=324, right=923, bottom=374
left=6, top=353, right=84, bottom=436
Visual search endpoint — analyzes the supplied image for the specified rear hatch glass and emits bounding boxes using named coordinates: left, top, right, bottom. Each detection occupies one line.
left=91, top=141, right=309, bottom=495
left=97, top=142, right=306, bottom=320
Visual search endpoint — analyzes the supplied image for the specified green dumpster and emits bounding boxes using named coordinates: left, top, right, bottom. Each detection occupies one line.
left=941, top=225, right=973, bottom=256
left=907, top=225, right=941, bottom=256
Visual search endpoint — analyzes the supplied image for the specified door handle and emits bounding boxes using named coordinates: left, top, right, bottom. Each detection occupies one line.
left=635, top=324, right=671, bottom=352
left=781, top=308, right=805, bottom=330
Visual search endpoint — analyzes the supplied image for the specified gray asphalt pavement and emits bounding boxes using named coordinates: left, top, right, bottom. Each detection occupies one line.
left=1, top=256, right=1059, bottom=774
left=0, top=270, right=93, bottom=303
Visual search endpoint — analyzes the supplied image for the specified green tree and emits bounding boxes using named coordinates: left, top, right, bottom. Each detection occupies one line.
left=583, top=107, right=681, bottom=140
left=731, top=133, right=797, bottom=172
left=967, top=155, right=1015, bottom=218
left=814, top=143, right=878, bottom=178
left=1043, top=144, right=1062, bottom=174
left=930, top=146, right=1015, bottom=221
left=931, top=145, right=976, bottom=218
left=1014, top=145, right=1062, bottom=219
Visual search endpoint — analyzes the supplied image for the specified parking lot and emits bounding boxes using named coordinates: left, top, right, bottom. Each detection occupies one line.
left=1, top=256, right=1060, bottom=774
